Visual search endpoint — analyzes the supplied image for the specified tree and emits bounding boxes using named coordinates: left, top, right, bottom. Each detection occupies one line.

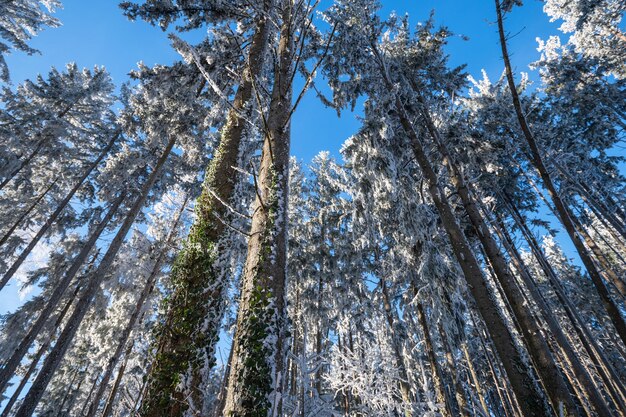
left=0, top=0, right=61, bottom=81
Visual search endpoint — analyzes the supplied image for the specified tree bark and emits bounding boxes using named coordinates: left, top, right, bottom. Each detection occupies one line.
left=0, top=132, right=119, bottom=290
left=412, top=91, right=578, bottom=416
left=416, top=303, right=453, bottom=417
left=494, top=0, right=626, bottom=346
left=13, top=135, right=175, bottom=417
left=0, top=281, right=81, bottom=417
left=503, top=198, right=626, bottom=413
left=139, top=6, right=272, bottom=416
left=222, top=2, right=293, bottom=414
left=488, top=206, right=615, bottom=416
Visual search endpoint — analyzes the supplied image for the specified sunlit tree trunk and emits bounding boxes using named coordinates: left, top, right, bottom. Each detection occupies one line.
left=221, top=2, right=293, bottom=414
left=139, top=5, right=272, bottom=415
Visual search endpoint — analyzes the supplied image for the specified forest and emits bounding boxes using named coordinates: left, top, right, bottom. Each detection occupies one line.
left=0, top=0, right=625, bottom=416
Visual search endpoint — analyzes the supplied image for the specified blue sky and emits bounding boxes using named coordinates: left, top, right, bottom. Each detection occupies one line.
left=0, top=1, right=614, bottom=313
left=5, top=0, right=560, bottom=165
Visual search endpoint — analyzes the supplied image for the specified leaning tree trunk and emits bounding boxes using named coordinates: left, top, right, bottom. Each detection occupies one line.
left=0, top=132, right=119, bottom=290
left=416, top=302, right=454, bottom=417
left=503, top=197, right=626, bottom=412
left=484, top=201, right=616, bottom=416
left=0, top=177, right=58, bottom=247
left=0, top=280, right=82, bottom=417
left=0, top=138, right=45, bottom=191
left=221, top=2, right=293, bottom=415
left=494, top=0, right=626, bottom=345
left=85, top=195, right=189, bottom=417
left=139, top=5, right=271, bottom=417
left=370, top=42, right=546, bottom=415
left=13, top=136, right=175, bottom=417
left=412, top=94, right=579, bottom=416
left=0, top=193, right=125, bottom=396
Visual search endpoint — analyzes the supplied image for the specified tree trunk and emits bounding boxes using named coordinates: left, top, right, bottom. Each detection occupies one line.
left=100, top=340, right=134, bottom=417
left=503, top=198, right=626, bottom=413
left=0, top=193, right=124, bottom=396
left=488, top=206, right=615, bottom=416
left=381, top=279, right=413, bottom=412
left=437, top=323, right=468, bottom=417
left=85, top=195, right=188, bottom=417
left=552, top=159, right=626, bottom=241
left=412, top=91, right=578, bottom=416
left=221, top=2, right=293, bottom=414
left=370, top=43, right=546, bottom=414
left=0, top=132, right=119, bottom=290
left=494, top=0, right=626, bottom=346
left=13, top=135, right=175, bottom=417
left=0, top=281, right=82, bottom=417
left=416, top=303, right=453, bottom=417
left=461, top=342, right=490, bottom=417
left=0, top=177, right=58, bottom=248
left=139, top=6, right=271, bottom=416
left=0, top=138, right=45, bottom=191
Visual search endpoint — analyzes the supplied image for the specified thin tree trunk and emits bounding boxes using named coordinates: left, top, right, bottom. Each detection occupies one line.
left=77, top=371, right=101, bottom=417
left=14, top=136, right=175, bottom=417
left=416, top=303, right=453, bottom=417
left=0, top=177, right=58, bottom=248
left=371, top=42, right=546, bottom=414
left=0, top=281, right=82, bottom=417
left=461, top=342, right=490, bottom=417
left=494, top=0, right=626, bottom=345
left=438, top=323, right=468, bottom=417
left=382, top=279, right=413, bottom=412
left=139, top=6, right=271, bottom=416
left=222, top=2, right=293, bottom=414
left=487, top=205, right=615, bottom=416
left=503, top=198, right=626, bottom=412
left=100, top=340, right=134, bottom=417
left=85, top=195, right=188, bottom=417
left=0, top=132, right=119, bottom=290
left=552, top=159, right=626, bottom=241
left=0, top=193, right=124, bottom=396
left=411, top=91, right=578, bottom=416
left=0, top=138, right=45, bottom=191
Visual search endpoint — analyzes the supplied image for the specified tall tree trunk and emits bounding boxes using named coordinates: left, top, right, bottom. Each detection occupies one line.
left=0, top=177, right=58, bottom=248
left=438, top=323, right=468, bottom=417
left=382, top=279, right=413, bottom=412
left=222, top=2, right=293, bottom=414
left=13, top=136, right=175, bottom=417
left=486, top=204, right=615, bottom=416
left=0, top=132, right=119, bottom=290
left=85, top=195, right=188, bottom=417
left=100, top=340, right=134, bottom=417
left=552, top=159, right=626, bottom=241
left=503, top=198, right=626, bottom=412
left=461, top=342, right=490, bottom=417
left=0, top=193, right=124, bottom=396
left=0, top=138, right=45, bottom=191
left=371, top=42, right=546, bottom=415
left=412, top=92, right=579, bottom=416
left=416, top=303, right=453, bottom=417
left=139, top=6, right=271, bottom=416
left=494, top=0, right=626, bottom=345
left=0, top=281, right=82, bottom=417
